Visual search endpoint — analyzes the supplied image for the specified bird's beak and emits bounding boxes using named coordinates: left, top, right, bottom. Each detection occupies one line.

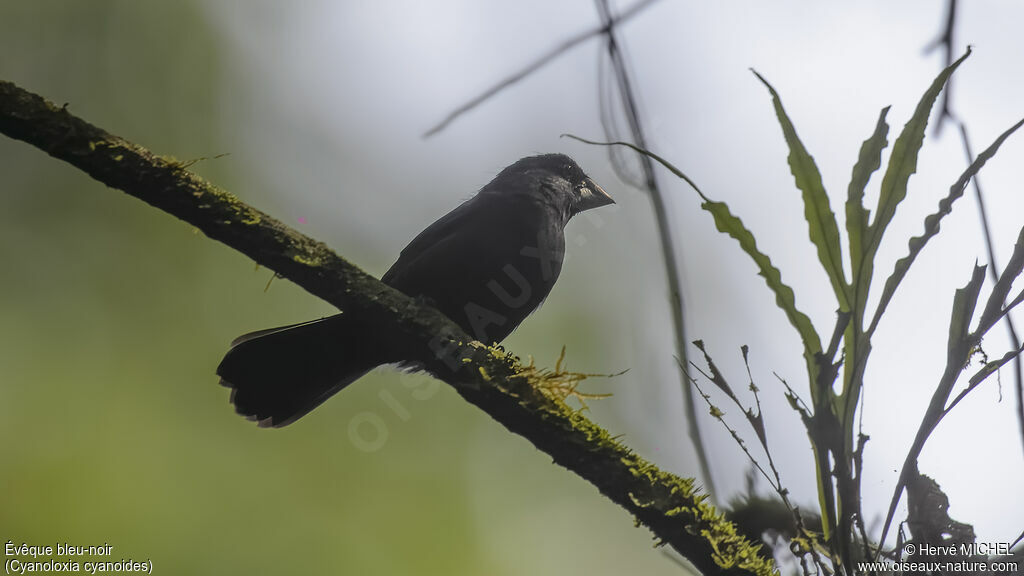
left=575, top=178, right=615, bottom=212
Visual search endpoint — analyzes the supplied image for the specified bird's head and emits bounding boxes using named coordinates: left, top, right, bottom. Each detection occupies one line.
left=485, top=154, right=614, bottom=224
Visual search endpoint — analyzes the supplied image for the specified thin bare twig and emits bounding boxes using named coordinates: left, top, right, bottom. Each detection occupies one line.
left=690, top=346, right=831, bottom=572
left=592, top=0, right=715, bottom=498
left=925, top=0, right=959, bottom=134
left=421, top=0, right=659, bottom=138
left=689, top=344, right=797, bottom=520
left=688, top=362, right=778, bottom=499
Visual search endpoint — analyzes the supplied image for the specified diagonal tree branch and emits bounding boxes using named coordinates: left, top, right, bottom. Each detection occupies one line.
left=0, top=79, right=774, bottom=576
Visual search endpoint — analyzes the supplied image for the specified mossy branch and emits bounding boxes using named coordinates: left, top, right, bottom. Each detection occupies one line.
left=0, top=79, right=774, bottom=576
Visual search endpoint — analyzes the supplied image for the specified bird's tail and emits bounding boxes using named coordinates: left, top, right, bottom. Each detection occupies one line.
left=217, top=314, right=380, bottom=427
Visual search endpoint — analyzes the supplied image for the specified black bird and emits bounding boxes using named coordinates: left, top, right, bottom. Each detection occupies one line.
left=217, top=154, right=614, bottom=427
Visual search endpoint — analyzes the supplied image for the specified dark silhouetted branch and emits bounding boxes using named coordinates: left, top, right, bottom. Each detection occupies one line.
left=0, top=79, right=773, bottom=576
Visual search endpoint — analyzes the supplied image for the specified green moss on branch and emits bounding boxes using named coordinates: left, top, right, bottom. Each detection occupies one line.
left=0, top=79, right=774, bottom=576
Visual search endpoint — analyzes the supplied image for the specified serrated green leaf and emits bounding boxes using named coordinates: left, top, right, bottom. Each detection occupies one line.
left=701, top=198, right=823, bottom=384
left=977, top=224, right=1024, bottom=336
left=560, top=134, right=826, bottom=393
left=877, top=261, right=987, bottom=555
left=868, top=115, right=1024, bottom=335
left=839, top=108, right=892, bottom=444
left=754, top=70, right=849, bottom=311
left=948, top=264, right=987, bottom=349
left=846, top=106, right=890, bottom=318
left=862, top=49, right=971, bottom=273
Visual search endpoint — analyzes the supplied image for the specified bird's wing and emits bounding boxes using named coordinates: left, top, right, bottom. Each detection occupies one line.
left=381, top=196, right=479, bottom=285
